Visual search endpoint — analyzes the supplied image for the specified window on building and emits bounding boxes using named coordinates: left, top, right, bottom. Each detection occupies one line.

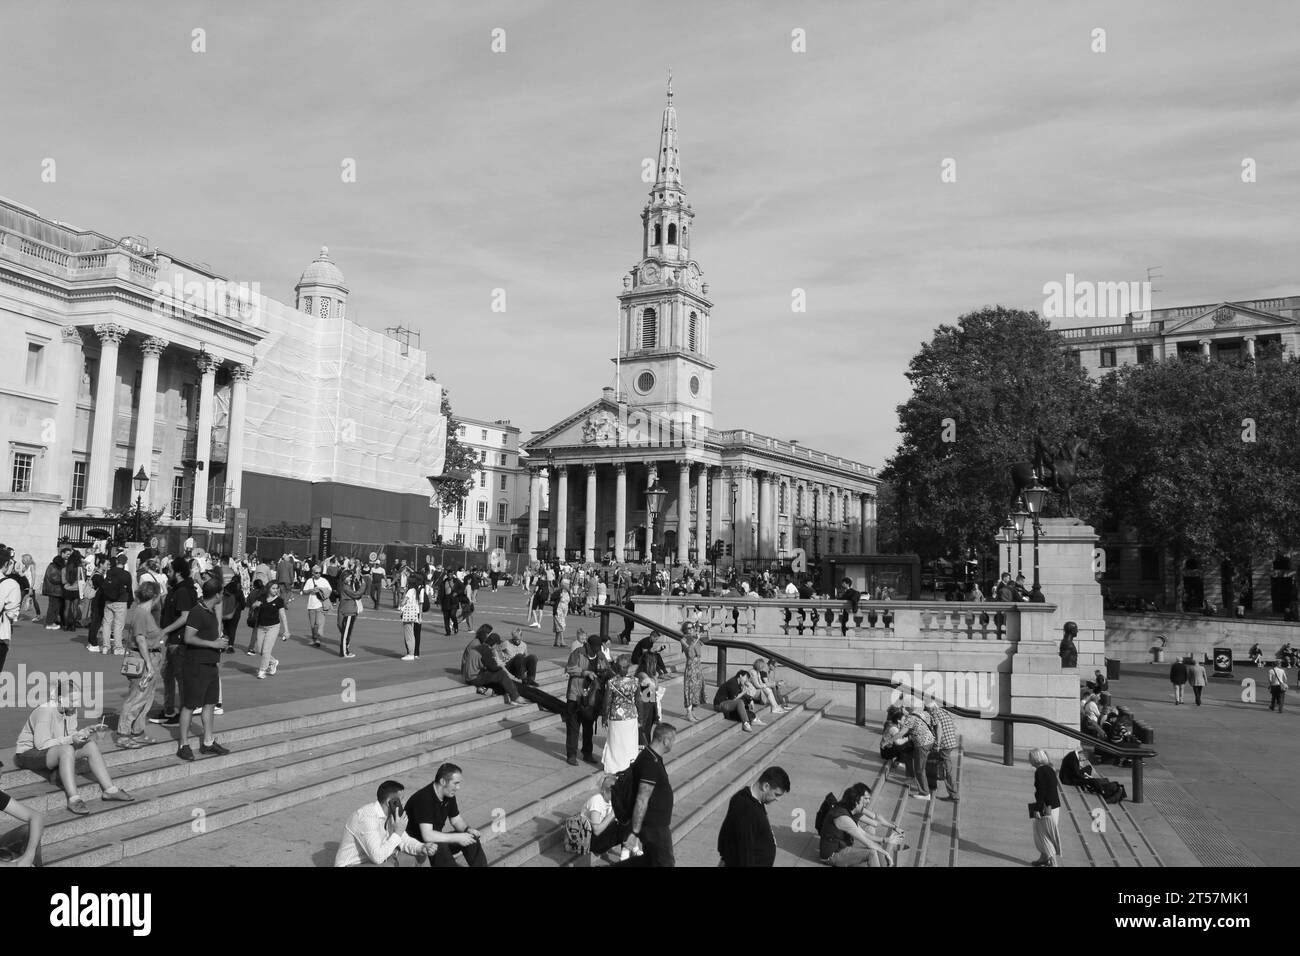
left=480, top=449, right=488, bottom=462
left=843, top=537, right=850, bottom=553
left=25, top=342, right=45, bottom=388
left=827, top=537, right=835, bottom=554
left=496, top=536, right=505, bottom=550
left=688, top=312, right=698, bottom=351
left=456, top=500, right=465, bottom=521
left=455, top=533, right=465, bottom=546
left=1100, top=348, right=1117, bottom=368
left=812, top=490, right=820, bottom=520
left=320, top=298, right=331, bottom=320
left=667, top=223, right=677, bottom=244
left=476, top=534, right=486, bottom=551
left=499, top=474, right=508, bottom=491
left=1136, top=344, right=1154, bottom=364
left=779, top=484, right=787, bottom=515
left=497, top=502, right=508, bottom=524
left=171, top=475, right=185, bottom=517
left=477, top=500, right=487, bottom=521
left=498, top=453, right=506, bottom=466
left=1104, top=547, right=1121, bottom=580
left=10, top=452, right=34, bottom=493
left=829, top=496, right=836, bottom=522
left=641, top=308, right=657, bottom=349
left=302, top=296, right=312, bottom=314
left=779, top=531, right=788, bottom=552
left=481, top=429, right=488, bottom=441
left=69, top=460, right=87, bottom=510
left=796, top=487, right=803, bottom=517
left=458, top=425, right=466, bottom=437
left=653, top=223, right=662, bottom=246
left=479, top=471, right=486, bottom=488
left=843, top=494, right=850, bottom=522
left=1140, top=547, right=1160, bottom=581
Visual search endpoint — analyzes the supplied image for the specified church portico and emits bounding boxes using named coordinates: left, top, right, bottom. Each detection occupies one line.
left=523, top=83, right=879, bottom=568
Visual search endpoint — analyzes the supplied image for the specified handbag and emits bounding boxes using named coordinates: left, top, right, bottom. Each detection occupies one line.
left=1027, top=802, right=1040, bottom=819
left=121, top=652, right=147, bottom=679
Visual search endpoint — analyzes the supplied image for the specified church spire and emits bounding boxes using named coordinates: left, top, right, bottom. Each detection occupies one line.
left=655, top=71, right=681, bottom=191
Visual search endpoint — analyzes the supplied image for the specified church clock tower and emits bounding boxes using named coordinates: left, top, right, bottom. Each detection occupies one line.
left=616, top=79, right=715, bottom=433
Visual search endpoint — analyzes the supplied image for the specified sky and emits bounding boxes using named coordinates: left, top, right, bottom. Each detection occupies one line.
left=2, top=0, right=1297, bottom=468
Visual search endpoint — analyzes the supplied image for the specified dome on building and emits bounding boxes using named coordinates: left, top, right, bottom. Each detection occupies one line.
left=296, top=246, right=348, bottom=292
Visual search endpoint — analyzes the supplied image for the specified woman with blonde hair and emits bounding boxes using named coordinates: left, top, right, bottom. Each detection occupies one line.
left=116, top=580, right=165, bottom=747
left=1028, top=748, right=1062, bottom=867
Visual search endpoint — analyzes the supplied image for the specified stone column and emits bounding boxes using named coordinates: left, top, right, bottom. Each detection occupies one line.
left=1199, top=338, right=1211, bottom=360
left=614, top=463, right=627, bottom=562
left=645, top=462, right=659, bottom=562
left=190, top=351, right=219, bottom=524
left=757, top=472, right=773, bottom=562
left=52, top=327, right=86, bottom=506
left=676, top=461, right=692, bottom=566
left=555, top=464, right=569, bottom=561
left=737, top=467, right=754, bottom=562
left=85, top=323, right=128, bottom=512
left=695, top=464, right=708, bottom=565
left=527, top=466, right=541, bottom=560
left=226, top=364, right=253, bottom=508
left=132, top=337, right=168, bottom=509
left=861, top=496, right=871, bottom=552
left=1244, top=335, right=1257, bottom=362
left=584, top=464, right=598, bottom=563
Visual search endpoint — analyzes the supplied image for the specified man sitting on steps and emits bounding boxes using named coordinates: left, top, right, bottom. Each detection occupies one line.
left=713, top=669, right=760, bottom=733
left=334, top=780, right=432, bottom=867
left=460, top=625, right=523, bottom=705
left=404, top=763, right=488, bottom=867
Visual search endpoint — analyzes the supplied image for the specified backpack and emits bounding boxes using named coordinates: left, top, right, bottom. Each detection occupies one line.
left=610, top=766, right=638, bottom=823
left=814, top=791, right=838, bottom=834
left=561, top=813, right=594, bottom=855
left=1083, top=773, right=1126, bottom=804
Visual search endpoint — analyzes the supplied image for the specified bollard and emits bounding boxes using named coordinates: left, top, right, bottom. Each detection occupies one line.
left=855, top=684, right=866, bottom=727
left=1132, top=758, right=1144, bottom=804
left=716, top=645, right=727, bottom=689
left=1002, top=721, right=1014, bottom=766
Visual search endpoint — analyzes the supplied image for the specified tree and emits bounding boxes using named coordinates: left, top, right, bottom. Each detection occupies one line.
left=882, top=306, right=1098, bottom=563
left=105, top=506, right=168, bottom=544
left=433, top=389, right=483, bottom=525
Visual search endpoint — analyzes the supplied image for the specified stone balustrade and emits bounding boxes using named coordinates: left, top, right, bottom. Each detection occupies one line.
left=638, top=596, right=1055, bottom=643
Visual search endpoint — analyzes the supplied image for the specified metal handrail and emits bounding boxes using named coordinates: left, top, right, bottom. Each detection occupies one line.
left=596, top=604, right=1156, bottom=802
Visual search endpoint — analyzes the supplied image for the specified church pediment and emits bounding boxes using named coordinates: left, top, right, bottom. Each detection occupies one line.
left=524, top=398, right=623, bottom=453
left=1162, top=302, right=1295, bottom=337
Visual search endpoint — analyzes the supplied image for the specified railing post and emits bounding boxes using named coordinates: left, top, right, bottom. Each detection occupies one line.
left=1002, top=721, right=1014, bottom=766
left=855, top=683, right=866, bottom=727
left=716, top=645, right=727, bottom=688
left=1132, top=758, right=1144, bottom=804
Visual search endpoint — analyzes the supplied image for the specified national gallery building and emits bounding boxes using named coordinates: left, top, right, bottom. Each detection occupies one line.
left=523, top=87, right=880, bottom=567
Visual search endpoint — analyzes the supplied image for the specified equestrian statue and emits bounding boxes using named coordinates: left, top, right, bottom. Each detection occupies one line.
left=1009, top=433, right=1088, bottom=517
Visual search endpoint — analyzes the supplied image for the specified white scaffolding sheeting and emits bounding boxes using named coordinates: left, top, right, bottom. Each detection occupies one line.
left=241, top=295, right=445, bottom=494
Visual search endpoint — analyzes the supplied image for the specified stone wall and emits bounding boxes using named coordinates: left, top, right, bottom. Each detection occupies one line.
left=1105, top=611, right=1300, bottom=664
left=0, top=493, right=63, bottom=567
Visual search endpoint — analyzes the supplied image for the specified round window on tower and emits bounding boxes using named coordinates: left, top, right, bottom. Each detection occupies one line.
left=636, top=371, right=656, bottom=394
left=689, top=375, right=700, bottom=397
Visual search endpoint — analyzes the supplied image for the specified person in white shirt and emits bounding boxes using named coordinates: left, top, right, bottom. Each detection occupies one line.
left=334, top=780, right=432, bottom=867
left=584, top=774, right=634, bottom=862
left=303, top=566, right=332, bottom=648
left=784, top=579, right=799, bottom=597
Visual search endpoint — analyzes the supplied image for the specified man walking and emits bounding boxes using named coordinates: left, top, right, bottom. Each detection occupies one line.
left=1169, top=657, right=1188, bottom=705
left=716, top=766, right=790, bottom=867
left=1188, top=657, right=1208, bottom=706
left=613, top=723, right=677, bottom=867
left=276, top=553, right=295, bottom=602
left=1267, top=659, right=1288, bottom=712
left=303, top=565, right=332, bottom=648
left=366, top=556, right=383, bottom=610
left=97, top=553, right=134, bottom=655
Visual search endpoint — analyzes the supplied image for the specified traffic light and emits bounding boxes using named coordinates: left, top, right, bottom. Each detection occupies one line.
left=725, top=544, right=733, bottom=557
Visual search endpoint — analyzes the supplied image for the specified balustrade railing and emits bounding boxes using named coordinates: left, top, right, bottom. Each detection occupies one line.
left=659, top=596, right=1042, bottom=641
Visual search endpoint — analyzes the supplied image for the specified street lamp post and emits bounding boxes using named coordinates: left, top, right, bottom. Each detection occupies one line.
left=1001, top=520, right=1016, bottom=577
left=1024, top=480, right=1049, bottom=600
left=1012, top=506, right=1029, bottom=580
left=132, top=467, right=149, bottom=543
left=645, top=481, right=667, bottom=582
left=729, top=480, right=739, bottom=573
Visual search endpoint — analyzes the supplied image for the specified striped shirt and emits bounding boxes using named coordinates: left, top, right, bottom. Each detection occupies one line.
left=900, top=713, right=934, bottom=749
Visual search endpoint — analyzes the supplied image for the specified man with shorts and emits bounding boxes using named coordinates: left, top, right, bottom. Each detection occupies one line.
left=177, top=578, right=232, bottom=761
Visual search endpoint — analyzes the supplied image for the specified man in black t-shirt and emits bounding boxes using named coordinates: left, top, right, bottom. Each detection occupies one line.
left=613, top=722, right=677, bottom=867
left=150, top=558, right=199, bottom=726
left=717, top=766, right=790, bottom=867
left=403, top=763, right=487, bottom=867
left=176, top=579, right=231, bottom=762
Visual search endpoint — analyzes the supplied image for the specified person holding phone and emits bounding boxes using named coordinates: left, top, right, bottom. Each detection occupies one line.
left=334, top=780, right=432, bottom=867
left=12, top=681, right=134, bottom=815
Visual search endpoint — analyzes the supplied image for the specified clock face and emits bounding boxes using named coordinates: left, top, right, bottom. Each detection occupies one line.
left=641, top=264, right=660, bottom=283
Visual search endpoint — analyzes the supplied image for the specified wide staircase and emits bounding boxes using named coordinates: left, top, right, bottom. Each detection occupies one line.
left=3, top=637, right=1174, bottom=868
